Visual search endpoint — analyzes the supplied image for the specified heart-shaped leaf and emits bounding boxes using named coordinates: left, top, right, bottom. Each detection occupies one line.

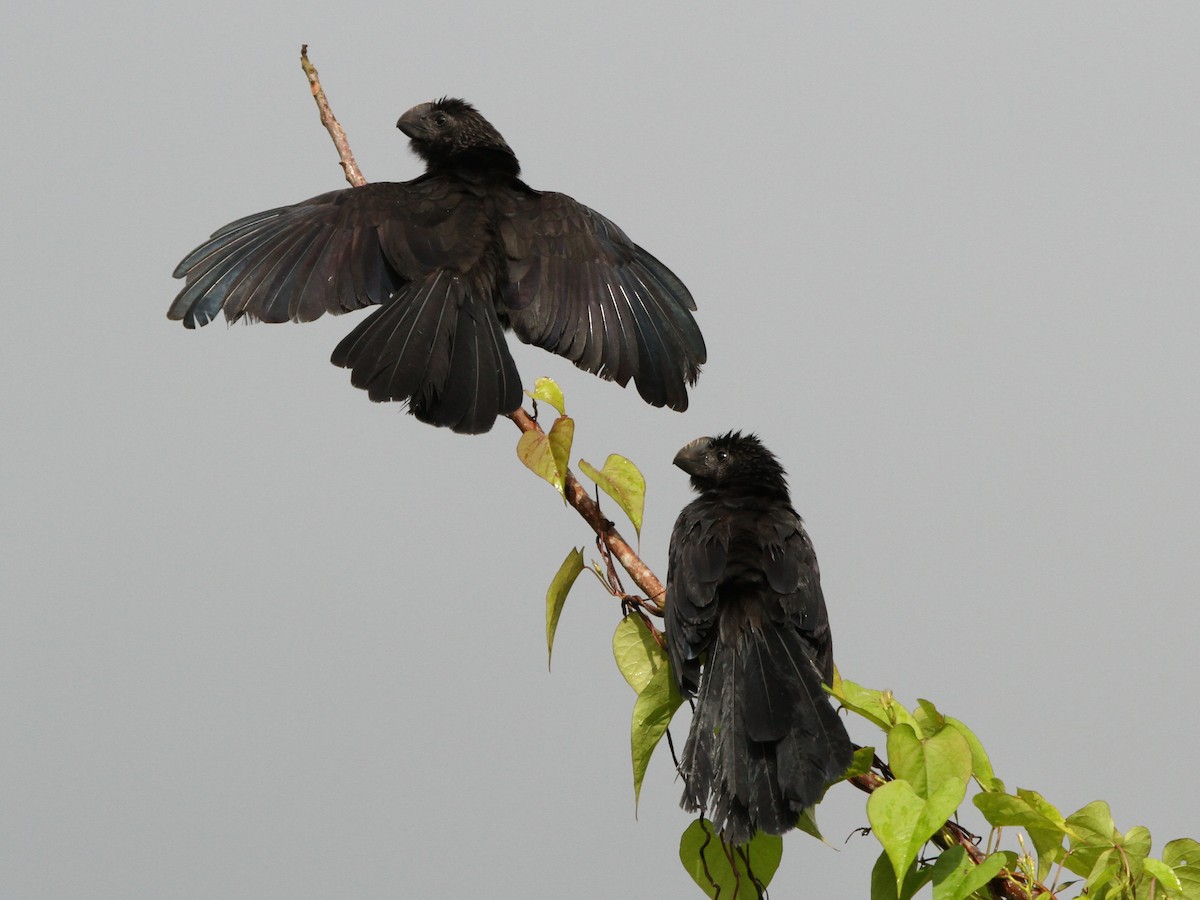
left=868, top=778, right=965, bottom=895
left=679, top=818, right=783, bottom=899
left=612, top=615, right=666, bottom=694
left=516, top=415, right=574, bottom=495
left=886, top=723, right=972, bottom=801
left=525, top=376, right=566, bottom=415
left=930, top=845, right=1007, bottom=900
left=578, top=454, right=645, bottom=539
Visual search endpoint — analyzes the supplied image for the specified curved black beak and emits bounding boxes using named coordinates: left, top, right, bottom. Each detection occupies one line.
left=673, top=437, right=713, bottom=477
left=397, top=103, right=434, bottom=139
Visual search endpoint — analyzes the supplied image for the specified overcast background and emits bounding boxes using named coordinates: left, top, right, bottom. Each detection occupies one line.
left=3, top=3, right=1197, bottom=898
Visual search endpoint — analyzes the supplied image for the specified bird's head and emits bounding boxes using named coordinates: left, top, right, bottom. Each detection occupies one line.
left=674, top=431, right=790, bottom=498
left=398, top=98, right=519, bottom=176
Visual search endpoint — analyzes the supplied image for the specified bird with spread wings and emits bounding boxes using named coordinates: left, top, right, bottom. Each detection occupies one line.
left=170, top=98, right=706, bottom=433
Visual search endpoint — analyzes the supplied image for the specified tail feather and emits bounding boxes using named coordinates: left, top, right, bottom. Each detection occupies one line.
left=680, top=626, right=852, bottom=845
left=331, top=271, right=521, bottom=434
left=413, top=283, right=522, bottom=432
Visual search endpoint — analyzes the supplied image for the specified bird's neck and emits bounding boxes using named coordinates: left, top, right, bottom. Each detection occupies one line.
left=694, top=478, right=791, bottom=505
left=424, top=147, right=521, bottom=180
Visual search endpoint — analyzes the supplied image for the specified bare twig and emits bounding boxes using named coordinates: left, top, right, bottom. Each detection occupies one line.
left=300, top=45, right=365, bottom=188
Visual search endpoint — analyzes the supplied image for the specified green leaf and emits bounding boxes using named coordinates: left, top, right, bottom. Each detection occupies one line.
left=831, top=679, right=919, bottom=733
left=612, top=614, right=665, bottom=694
left=886, top=723, right=971, bottom=802
left=868, top=778, right=964, bottom=896
left=794, top=807, right=825, bottom=843
left=973, top=792, right=1036, bottom=829
left=526, top=376, right=566, bottom=415
left=1017, top=789, right=1071, bottom=878
left=631, top=662, right=682, bottom=808
left=869, top=849, right=933, bottom=900
left=954, top=851, right=1007, bottom=900
left=545, top=547, right=584, bottom=670
left=1120, top=825, right=1152, bottom=881
left=1125, top=825, right=1153, bottom=854
left=972, top=790, right=1069, bottom=880
left=679, top=819, right=783, bottom=899
left=839, top=745, right=878, bottom=782
left=1014, top=788, right=1069, bottom=828
left=1164, top=839, right=1200, bottom=899
left=578, top=454, right=646, bottom=539
left=869, top=852, right=896, bottom=900
left=1063, top=800, right=1120, bottom=879
left=913, top=698, right=946, bottom=737
left=548, top=417, right=574, bottom=480
left=883, top=723, right=925, bottom=774
left=944, top=716, right=1002, bottom=792
left=1067, top=799, right=1118, bottom=843
left=516, top=415, right=574, bottom=495
left=1084, top=849, right=1120, bottom=896
left=930, top=845, right=1007, bottom=900
left=1142, top=857, right=1185, bottom=898
left=908, top=703, right=1003, bottom=791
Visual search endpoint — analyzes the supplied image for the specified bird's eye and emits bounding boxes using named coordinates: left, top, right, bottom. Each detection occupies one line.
left=432, top=112, right=448, bottom=127
left=715, top=450, right=728, bottom=462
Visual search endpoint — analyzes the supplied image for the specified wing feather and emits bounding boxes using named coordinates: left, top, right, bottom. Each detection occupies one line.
left=169, top=181, right=487, bottom=329
left=500, top=191, right=704, bottom=411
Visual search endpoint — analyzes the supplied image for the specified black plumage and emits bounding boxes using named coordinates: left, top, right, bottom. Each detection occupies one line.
left=666, top=432, right=853, bottom=844
left=169, top=98, right=706, bottom=434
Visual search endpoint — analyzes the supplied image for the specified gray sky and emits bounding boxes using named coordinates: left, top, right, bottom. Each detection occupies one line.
left=3, top=3, right=1198, bottom=897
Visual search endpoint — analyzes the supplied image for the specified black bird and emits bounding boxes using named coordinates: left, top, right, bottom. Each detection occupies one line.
left=169, top=98, right=706, bottom=433
left=666, top=432, right=853, bottom=844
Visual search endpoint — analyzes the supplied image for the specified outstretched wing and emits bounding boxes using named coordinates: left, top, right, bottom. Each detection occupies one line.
left=169, top=179, right=488, bottom=329
left=171, top=179, right=522, bottom=434
left=499, top=191, right=706, bottom=412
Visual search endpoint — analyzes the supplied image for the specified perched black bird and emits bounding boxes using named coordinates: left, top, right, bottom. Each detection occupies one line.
left=666, top=432, right=853, bottom=844
left=170, top=98, right=706, bottom=433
